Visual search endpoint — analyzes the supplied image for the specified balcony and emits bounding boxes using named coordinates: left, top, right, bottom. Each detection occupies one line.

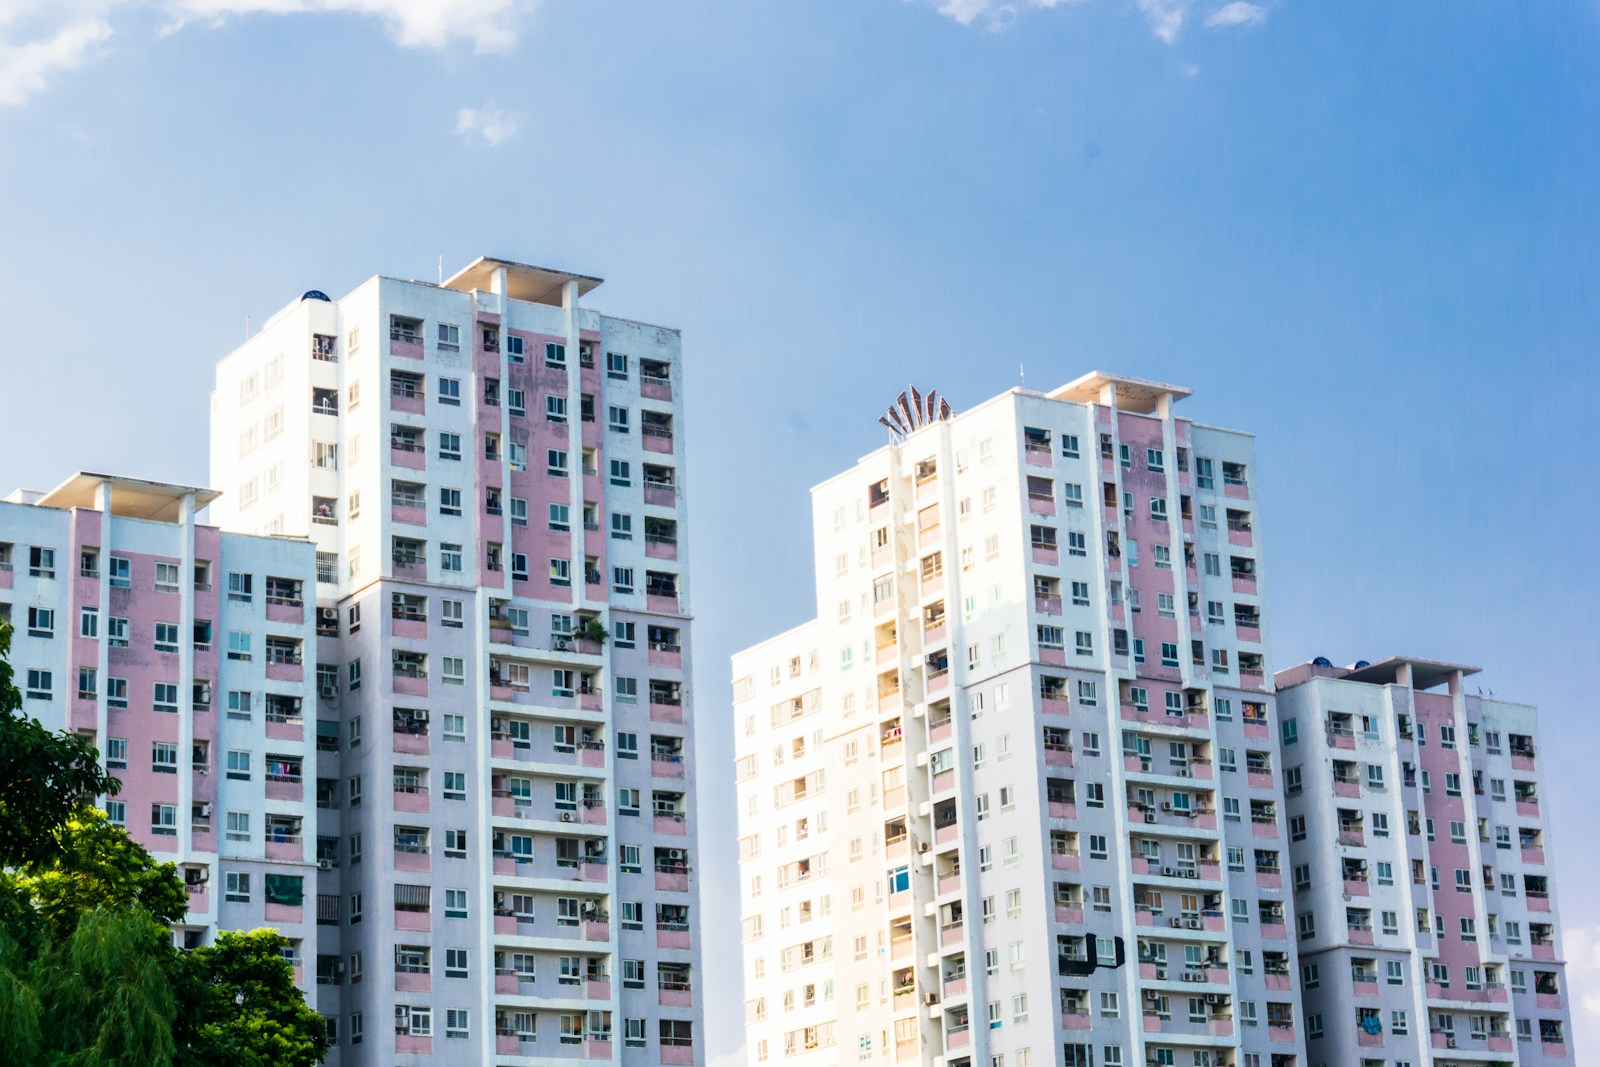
left=641, top=374, right=672, bottom=402
left=390, top=437, right=426, bottom=470
left=390, top=318, right=423, bottom=357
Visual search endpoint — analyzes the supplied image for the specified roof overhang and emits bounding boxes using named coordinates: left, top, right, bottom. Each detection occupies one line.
left=1343, top=656, right=1482, bottom=691
left=442, top=257, right=604, bottom=306
left=1050, top=371, right=1193, bottom=414
left=36, top=472, right=219, bottom=523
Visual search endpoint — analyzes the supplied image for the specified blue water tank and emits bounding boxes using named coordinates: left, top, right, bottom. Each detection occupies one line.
left=302, top=290, right=331, bottom=302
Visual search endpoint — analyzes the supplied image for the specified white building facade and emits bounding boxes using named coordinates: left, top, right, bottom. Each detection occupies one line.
left=1275, top=656, right=1575, bottom=1065
left=732, top=374, right=1307, bottom=1067
left=209, top=258, right=703, bottom=1065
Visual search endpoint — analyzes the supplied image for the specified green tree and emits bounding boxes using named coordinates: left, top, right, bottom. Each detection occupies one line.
left=32, top=907, right=177, bottom=1067
left=0, top=620, right=119, bottom=868
left=171, top=930, right=328, bottom=1067
left=0, top=620, right=328, bottom=1067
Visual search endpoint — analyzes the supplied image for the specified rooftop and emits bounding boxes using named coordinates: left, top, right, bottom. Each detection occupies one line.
left=31, top=472, right=221, bottom=523
left=443, top=256, right=604, bottom=306
left=1277, top=654, right=1482, bottom=692
left=1049, top=371, right=1193, bottom=414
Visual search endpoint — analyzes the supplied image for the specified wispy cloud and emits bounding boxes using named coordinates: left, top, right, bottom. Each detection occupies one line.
left=1136, top=0, right=1191, bottom=45
left=921, top=0, right=1078, bottom=31
left=0, top=0, right=538, bottom=107
left=1205, top=1, right=1267, bottom=28
left=455, top=101, right=519, bottom=146
left=1562, top=925, right=1600, bottom=1051
left=0, top=14, right=113, bottom=106
left=165, top=0, right=532, bottom=54
left=921, top=0, right=1274, bottom=44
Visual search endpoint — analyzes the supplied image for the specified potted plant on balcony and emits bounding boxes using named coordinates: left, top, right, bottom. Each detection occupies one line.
left=575, top=618, right=609, bottom=652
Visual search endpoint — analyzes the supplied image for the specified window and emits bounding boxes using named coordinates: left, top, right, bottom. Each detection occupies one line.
left=225, top=871, right=251, bottom=903
left=30, top=546, right=57, bottom=579
left=439, top=431, right=461, bottom=460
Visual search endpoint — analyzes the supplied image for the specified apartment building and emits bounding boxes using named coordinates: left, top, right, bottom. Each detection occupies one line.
left=208, top=257, right=702, bottom=1065
left=0, top=473, right=319, bottom=978
left=732, top=373, right=1307, bottom=1067
left=1275, top=656, right=1574, bottom=1066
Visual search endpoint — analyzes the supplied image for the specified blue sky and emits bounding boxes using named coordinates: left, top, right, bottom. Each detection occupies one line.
left=3, top=0, right=1599, bottom=1059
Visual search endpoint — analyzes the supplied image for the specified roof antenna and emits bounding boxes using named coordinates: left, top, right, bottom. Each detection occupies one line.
left=1020, top=362, right=1025, bottom=389
left=438, top=255, right=443, bottom=285
left=245, top=314, right=250, bottom=340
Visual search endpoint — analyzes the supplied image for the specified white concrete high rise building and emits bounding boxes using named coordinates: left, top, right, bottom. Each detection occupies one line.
left=1274, top=656, right=1575, bottom=1065
left=731, top=374, right=1306, bottom=1067
left=210, top=258, right=703, bottom=1066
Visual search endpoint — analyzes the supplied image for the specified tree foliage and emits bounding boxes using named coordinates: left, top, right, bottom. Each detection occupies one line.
left=0, top=621, right=119, bottom=869
left=171, top=931, right=328, bottom=1067
left=0, top=620, right=328, bottom=1067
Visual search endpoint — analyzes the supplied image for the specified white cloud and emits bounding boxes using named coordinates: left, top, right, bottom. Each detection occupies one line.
left=455, top=101, right=519, bottom=146
left=0, top=0, right=537, bottom=106
left=1564, top=924, right=1600, bottom=1050
left=921, top=0, right=1078, bottom=31
left=0, top=14, right=113, bottom=106
left=1205, top=1, right=1267, bottom=28
left=1136, top=0, right=1191, bottom=44
left=1180, top=61, right=1199, bottom=77
left=164, top=0, right=533, bottom=54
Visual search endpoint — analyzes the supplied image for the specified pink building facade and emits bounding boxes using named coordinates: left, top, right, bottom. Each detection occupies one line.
left=1275, top=656, right=1575, bottom=1065
left=0, top=473, right=320, bottom=983
left=209, top=258, right=702, bottom=1065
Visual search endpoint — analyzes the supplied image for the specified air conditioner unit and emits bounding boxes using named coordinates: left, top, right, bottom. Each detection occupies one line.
left=515, top=810, right=527, bottom=819
left=1155, top=969, right=1166, bottom=980
left=925, top=993, right=939, bottom=1006
left=560, top=812, right=574, bottom=822
left=1446, top=1036, right=1457, bottom=1049
left=1206, top=994, right=1223, bottom=1005
left=197, top=803, right=212, bottom=817
left=1187, top=918, right=1203, bottom=930
left=919, top=843, right=930, bottom=854
left=318, top=859, right=333, bottom=871
left=1170, top=917, right=1184, bottom=928
left=1175, top=768, right=1191, bottom=778
left=319, top=607, right=338, bottom=622
left=667, top=849, right=686, bottom=861
left=1145, top=814, right=1157, bottom=823
left=332, top=961, right=346, bottom=977
left=320, top=685, right=337, bottom=698
left=1162, top=803, right=1174, bottom=813
left=1163, top=867, right=1177, bottom=876
left=554, top=637, right=571, bottom=651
